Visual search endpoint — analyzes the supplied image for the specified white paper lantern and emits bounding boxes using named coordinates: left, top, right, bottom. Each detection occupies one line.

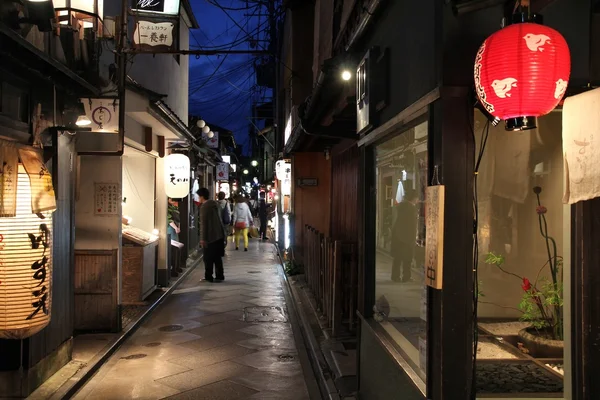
left=0, top=166, right=54, bottom=339
left=165, top=154, right=190, bottom=198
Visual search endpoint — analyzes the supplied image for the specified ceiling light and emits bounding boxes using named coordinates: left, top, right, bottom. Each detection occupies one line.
left=341, top=70, right=352, bottom=81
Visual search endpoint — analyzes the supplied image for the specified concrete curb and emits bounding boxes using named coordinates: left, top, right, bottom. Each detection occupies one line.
left=274, top=245, right=340, bottom=400
left=52, top=254, right=203, bottom=400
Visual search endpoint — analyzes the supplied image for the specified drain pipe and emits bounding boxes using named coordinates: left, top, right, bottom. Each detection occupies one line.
left=345, top=0, right=384, bottom=51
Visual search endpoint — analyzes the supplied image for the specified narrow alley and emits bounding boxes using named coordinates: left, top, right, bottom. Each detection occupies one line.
left=72, top=241, right=316, bottom=400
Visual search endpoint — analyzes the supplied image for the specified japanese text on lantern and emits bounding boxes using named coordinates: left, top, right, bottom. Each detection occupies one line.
left=95, top=183, right=119, bottom=216
left=169, top=164, right=189, bottom=186
left=425, top=185, right=445, bottom=290
left=27, top=223, right=50, bottom=320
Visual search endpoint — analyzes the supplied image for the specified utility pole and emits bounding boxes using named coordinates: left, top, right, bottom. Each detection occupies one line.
left=117, top=0, right=128, bottom=156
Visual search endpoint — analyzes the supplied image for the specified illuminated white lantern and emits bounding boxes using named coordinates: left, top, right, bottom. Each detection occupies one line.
left=165, top=153, right=190, bottom=198
left=0, top=165, right=55, bottom=339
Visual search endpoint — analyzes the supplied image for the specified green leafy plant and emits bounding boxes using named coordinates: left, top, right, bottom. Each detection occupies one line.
left=483, top=186, right=563, bottom=340
left=284, top=259, right=303, bottom=276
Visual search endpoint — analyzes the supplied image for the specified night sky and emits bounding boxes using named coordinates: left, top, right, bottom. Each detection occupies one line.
left=188, top=0, right=274, bottom=155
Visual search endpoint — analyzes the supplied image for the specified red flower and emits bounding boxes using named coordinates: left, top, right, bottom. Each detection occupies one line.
left=522, top=278, right=532, bottom=291
left=536, top=206, right=547, bottom=215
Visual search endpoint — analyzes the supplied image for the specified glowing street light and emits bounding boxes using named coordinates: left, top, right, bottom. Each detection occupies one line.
left=341, top=70, right=352, bottom=81
left=251, top=160, right=258, bottom=167
left=243, top=169, right=249, bottom=175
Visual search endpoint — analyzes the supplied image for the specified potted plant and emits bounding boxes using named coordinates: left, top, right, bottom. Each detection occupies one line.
left=484, top=186, right=563, bottom=357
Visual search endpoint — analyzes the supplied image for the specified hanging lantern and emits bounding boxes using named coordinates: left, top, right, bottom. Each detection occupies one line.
left=165, top=153, right=190, bottom=198
left=474, top=16, right=571, bottom=131
left=0, top=162, right=55, bottom=339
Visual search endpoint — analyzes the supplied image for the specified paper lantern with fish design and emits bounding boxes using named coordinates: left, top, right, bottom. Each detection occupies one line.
left=474, top=19, right=570, bottom=131
left=0, top=165, right=55, bottom=339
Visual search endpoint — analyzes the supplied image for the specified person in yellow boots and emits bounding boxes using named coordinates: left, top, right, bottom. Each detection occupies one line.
left=232, top=195, right=253, bottom=251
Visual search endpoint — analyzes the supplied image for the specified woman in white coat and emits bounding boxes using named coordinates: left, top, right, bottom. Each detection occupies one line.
left=232, top=195, right=253, bottom=251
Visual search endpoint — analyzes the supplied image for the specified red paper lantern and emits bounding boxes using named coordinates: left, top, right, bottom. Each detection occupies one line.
left=474, top=21, right=571, bottom=130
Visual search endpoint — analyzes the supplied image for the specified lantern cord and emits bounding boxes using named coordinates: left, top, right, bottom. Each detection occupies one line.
left=470, top=118, right=491, bottom=400
left=19, top=339, right=24, bottom=398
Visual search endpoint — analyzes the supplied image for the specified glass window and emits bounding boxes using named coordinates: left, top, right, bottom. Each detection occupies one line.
left=374, top=120, right=428, bottom=381
left=474, top=109, right=570, bottom=397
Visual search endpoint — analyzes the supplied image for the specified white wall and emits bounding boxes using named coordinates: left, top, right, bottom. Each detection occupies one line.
left=122, top=146, right=156, bottom=233
left=75, top=155, right=122, bottom=250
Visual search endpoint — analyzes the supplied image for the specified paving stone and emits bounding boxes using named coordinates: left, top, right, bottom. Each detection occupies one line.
left=232, top=349, right=303, bottom=377
left=162, top=380, right=258, bottom=400
left=238, top=322, right=294, bottom=340
left=169, top=344, right=257, bottom=368
left=156, top=361, right=255, bottom=391
left=178, top=330, right=257, bottom=352
left=192, top=311, right=243, bottom=326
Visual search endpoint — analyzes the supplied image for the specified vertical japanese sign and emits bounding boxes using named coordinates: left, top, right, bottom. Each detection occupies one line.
left=0, top=145, right=18, bottom=216
left=216, top=163, right=229, bottom=181
left=94, top=183, right=120, bottom=216
left=425, top=185, right=445, bottom=289
left=133, top=21, right=175, bottom=50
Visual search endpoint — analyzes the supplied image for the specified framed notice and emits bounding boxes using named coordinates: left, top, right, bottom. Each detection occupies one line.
left=425, top=185, right=444, bottom=289
left=95, top=183, right=120, bottom=216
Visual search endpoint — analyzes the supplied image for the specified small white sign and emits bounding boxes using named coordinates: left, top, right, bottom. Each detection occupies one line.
left=202, top=131, right=219, bottom=149
left=132, top=0, right=180, bottom=15
left=133, top=21, right=174, bottom=48
left=95, top=183, right=120, bottom=216
left=216, top=163, right=229, bottom=182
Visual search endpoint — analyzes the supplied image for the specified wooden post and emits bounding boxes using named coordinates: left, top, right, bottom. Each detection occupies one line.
left=157, top=135, right=165, bottom=158
left=332, top=240, right=343, bottom=337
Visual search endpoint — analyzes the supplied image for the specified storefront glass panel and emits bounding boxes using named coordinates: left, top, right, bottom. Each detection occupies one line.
left=474, top=110, right=570, bottom=397
left=374, top=120, right=428, bottom=382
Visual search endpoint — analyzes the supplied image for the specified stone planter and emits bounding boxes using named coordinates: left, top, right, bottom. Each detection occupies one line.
left=518, top=327, right=563, bottom=358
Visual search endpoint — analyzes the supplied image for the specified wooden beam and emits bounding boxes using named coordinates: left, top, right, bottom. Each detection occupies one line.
left=157, top=135, right=165, bottom=158
left=144, top=126, right=152, bottom=152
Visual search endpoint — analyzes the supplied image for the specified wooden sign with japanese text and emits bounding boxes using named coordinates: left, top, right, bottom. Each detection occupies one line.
left=133, top=21, right=175, bottom=50
left=425, top=185, right=445, bottom=289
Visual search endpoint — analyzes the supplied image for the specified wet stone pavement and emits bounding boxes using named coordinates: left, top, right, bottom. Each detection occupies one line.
left=74, top=241, right=312, bottom=400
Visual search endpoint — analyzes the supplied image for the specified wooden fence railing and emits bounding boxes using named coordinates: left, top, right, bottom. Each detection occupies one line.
left=304, top=224, right=358, bottom=336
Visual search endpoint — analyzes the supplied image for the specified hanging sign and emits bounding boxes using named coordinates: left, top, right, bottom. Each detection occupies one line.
left=202, top=131, right=219, bottom=149
left=275, top=159, right=291, bottom=181
left=132, top=0, right=180, bottom=15
left=0, top=166, right=54, bottom=339
left=216, top=162, right=229, bottom=181
left=80, top=98, right=119, bottom=133
left=165, top=154, right=190, bottom=198
left=133, top=21, right=175, bottom=50
left=425, top=185, right=445, bottom=290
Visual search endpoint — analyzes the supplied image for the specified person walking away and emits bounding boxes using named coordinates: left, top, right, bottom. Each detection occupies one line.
left=258, top=192, right=269, bottom=240
left=391, top=190, right=418, bottom=282
left=232, top=195, right=252, bottom=251
left=167, top=198, right=181, bottom=241
left=217, top=191, right=232, bottom=237
left=197, top=187, right=227, bottom=282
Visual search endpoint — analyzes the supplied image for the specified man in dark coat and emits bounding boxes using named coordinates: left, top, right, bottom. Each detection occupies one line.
left=258, top=192, right=270, bottom=240
left=391, top=189, right=418, bottom=282
left=197, top=187, right=227, bottom=282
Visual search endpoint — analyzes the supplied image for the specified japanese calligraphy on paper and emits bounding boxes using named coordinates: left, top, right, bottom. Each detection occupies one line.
left=94, top=183, right=119, bottom=216
left=133, top=21, right=174, bottom=49
left=425, top=185, right=445, bottom=290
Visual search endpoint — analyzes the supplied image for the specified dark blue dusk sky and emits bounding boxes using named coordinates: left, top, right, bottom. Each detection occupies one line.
left=188, top=0, right=274, bottom=154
